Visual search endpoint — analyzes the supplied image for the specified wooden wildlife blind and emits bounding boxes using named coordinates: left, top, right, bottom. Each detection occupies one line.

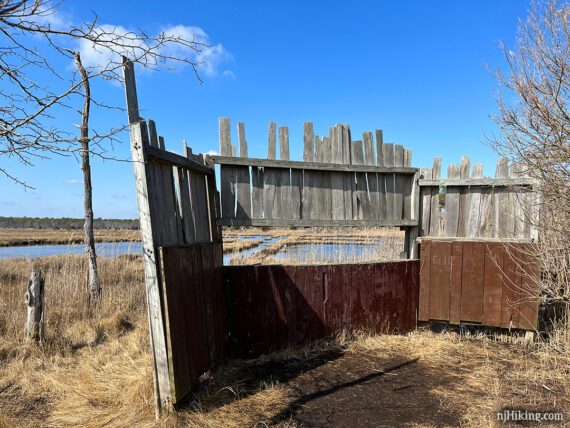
left=123, top=59, right=541, bottom=417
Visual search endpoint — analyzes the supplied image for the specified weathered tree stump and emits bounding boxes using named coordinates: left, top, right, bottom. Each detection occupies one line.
left=24, top=269, right=44, bottom=342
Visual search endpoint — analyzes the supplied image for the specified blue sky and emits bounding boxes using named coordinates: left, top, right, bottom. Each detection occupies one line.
left=1, top=0, right=530, bottom=219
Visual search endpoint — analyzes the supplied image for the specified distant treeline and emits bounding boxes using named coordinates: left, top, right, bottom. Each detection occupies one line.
left=0, top=217, right=139, bottom=230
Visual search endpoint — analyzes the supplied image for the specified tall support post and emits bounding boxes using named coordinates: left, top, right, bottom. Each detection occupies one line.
left=123, top=58, right=172, bottom=417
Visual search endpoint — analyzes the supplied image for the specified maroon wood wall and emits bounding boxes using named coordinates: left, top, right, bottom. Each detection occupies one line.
left=159, top=243, right=227, bottom=403
left=419, top=239, right=539, bottom=330
left=225, top=260, right=420, bottom=357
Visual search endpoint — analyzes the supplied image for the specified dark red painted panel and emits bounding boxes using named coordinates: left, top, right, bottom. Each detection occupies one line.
left=225, top=260, right=419, bottom=357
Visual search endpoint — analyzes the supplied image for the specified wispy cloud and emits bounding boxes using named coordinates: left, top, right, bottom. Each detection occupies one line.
left=111, top=193, right=127, bottom=200
left=64, top=178, right=81, bottom=185
left=77, top=24, right=232, bottom=78
left=222, top=70, right=236, bottom=81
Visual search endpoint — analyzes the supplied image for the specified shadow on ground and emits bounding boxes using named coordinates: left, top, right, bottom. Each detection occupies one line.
left=179, top=342, right=461, bottom=427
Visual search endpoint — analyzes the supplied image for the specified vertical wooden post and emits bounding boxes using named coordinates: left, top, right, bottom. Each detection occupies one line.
left=24, top=268, right=44, bottom=342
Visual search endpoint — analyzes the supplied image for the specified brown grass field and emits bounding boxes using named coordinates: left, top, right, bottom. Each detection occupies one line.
left=0, top=228, right=140, bottom=247
left=0, top=233, right=569, bottom=426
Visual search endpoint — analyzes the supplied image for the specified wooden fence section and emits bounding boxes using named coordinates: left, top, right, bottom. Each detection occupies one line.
left=419, top=157, right=537, bottom=239
left=418, top=239, right=539, bottom=330
left=159, top=243, right=226, bottom=405
left=124, top=59, right=223, bottom=413
left=225, top=260, right=419, bottom=357
left=212, top=119, right=420, bottom=228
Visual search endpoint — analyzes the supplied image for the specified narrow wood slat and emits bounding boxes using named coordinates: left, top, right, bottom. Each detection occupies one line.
left=449, top=241, right=463, bottom=324
left=418, top=240, right=431, bottom=321
left=342, top=125, right=354, bottom=220
left=217, top=218, right=419, bottom=227
left=363, top=132, right=379, bottom=220
left=211, top=155, right=418, bottom=174
left=330, top=126, right=345, bottom=220
left=383, top=143, right=395, bottom=219
left=429, top=240, right=451, bottom=321
left=419, top=168, right=432, bottom=236
left=219, top=118, right=235, bottom=219
left=376, top=129, right=387, bottom=220
left=186, top=151, right=210, bottom=243
left=429, top=157, right=441, bottom=236
left=129, top=121, right=171, bottom=410
left=393, top=144, right=405, bottom=219
left=263, top=121, right=280, bottom=219
left=279, top=126, right=291, bottom=219
left=494, top=158, right=510, bottom=238
left=251, top=166, right=264, bottom=219
left=483, top=242, right=504, bottom=326
left=351, top=140, right=367, bottom=220
left=444, top=164, right=461, bottom=237
left=466, top=163, right=483, bottom=238
left=235, top=123, right=252, bottom=219
left=460, top=241, right=485, bottom=322
left=403, top=148, right=413, bottom=220
left=457, top=156, right=471, bottom=237
left=302, top=122, right=315, bottom=219
left=314, top=136, right=332, bottom=220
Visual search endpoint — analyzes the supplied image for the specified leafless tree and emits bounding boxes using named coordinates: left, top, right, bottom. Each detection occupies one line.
left=1, top=0, right=207, bottom=305
left=491, top=0, right=569, bottom=345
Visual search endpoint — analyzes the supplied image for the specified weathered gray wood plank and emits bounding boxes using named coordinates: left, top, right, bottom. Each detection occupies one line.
left=383, top=143, right=395, bottom=220
left=457, top=156, right=471, bottom=237
left=263, top=121, right=280, bottom=219
left=393, top=145, right=404, bottom=220
left=429, top=157, right=442, bottom=236
left=351, top=140, right=367, bottom=220
left=444, top=164, right=461, bottom=237
left=219, top=118, right=235, bottom=219
left=419, top=168, right=432, bottom=236
left=342, top=125, right=354, bottom=220
left=279, top=126, right=291, bottom=219
left=235, top=122, right=252, bottom=219
left=330, top=125, right=345, bottom=220
left=363, top=132, right=379, bottom=220
left=375, top=129, right=387, bottom=220
left=466, top=163, right=483, bottom=238
left=403, top=148, right=413, bottom=219
left=251, top=166, right=264, bottom=219
left=217, top=218, right=419, bottom=227
left=302, top=122, right=315, bottom=219
left=129, top=121, right=172, bottom=413
left=494, top=158, right=510, bottom=238
left=211, top=156, right=417, bottom=173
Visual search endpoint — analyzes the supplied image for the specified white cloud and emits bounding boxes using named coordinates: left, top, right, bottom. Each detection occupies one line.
left=223, top=70, right=236, bottom=81
left=205, top=150, right=219, bottom=156
left=64, top=178, right=81, bottom=185
left=77, top=24, right=232, bottom=78
left=111, top=193, right=127, bottom=200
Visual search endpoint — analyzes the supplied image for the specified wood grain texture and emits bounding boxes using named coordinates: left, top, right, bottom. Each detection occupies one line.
left=302, top=122, right=315, bottom=219
left=429, top=157, right=441, bottom=236
left=444, top=164, right=461, bottom=237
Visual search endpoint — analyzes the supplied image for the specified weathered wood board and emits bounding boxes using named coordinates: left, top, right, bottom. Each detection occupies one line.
left=418, top=239, right=539, bottom=330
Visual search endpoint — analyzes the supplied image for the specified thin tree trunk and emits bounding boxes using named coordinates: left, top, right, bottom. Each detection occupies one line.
left=74, top=52, right=101, bottom=306
left=24, top=268, right=44, bottom=342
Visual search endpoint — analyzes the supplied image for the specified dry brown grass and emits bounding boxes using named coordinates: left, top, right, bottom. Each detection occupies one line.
left=0, top=228, right=140, bottom=247
left=222, top=238, right=264, bottom=254
left=1, top=254, right=568, bottom=427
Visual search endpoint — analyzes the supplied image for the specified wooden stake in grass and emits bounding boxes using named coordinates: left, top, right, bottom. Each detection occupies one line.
left=24, top=269, right=44, bottom=342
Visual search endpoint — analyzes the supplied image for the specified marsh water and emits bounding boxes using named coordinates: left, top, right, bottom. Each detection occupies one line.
left=0, top=236, right=400, bottom=265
